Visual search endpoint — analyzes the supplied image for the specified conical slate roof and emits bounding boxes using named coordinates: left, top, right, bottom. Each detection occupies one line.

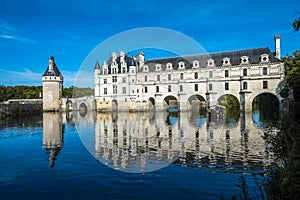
left=43, top=56, right=62, bottom=77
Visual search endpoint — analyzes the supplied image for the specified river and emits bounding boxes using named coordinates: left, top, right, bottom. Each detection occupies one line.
left=0, top=106, right=278, bottom=200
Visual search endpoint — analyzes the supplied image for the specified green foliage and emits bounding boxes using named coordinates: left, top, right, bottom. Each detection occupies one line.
left=218, top=94, right=240, bottom=109
left=293, top=15, right=300, bottom=31
left=0, top=85, right=42, bottom=102
left=283, top=50, right=300, bottom=101
left=265, top=121, right=300, bottom=200
left=71, top=87, right=94, bottom=98
left=279, top=87, right=289, bottom=98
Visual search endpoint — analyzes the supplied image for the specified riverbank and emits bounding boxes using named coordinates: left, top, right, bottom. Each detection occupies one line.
left=0, top=104, right=42, bottom=119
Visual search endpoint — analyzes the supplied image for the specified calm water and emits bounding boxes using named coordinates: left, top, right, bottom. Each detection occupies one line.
left=0, top=106, right=277, bottom=200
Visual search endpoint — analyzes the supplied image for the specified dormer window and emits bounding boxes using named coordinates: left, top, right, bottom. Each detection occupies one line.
left=112, top=67, right=117, bottom=74
left=122, top=67, right=126, bottom=73
left=241, top=56, right=249, bottom=64
left=166, top=63, right=172, bottom=70
left=222, top=57, right=231, bottom=66
left=103, top=68, right=107, bottom=75
left=155, top=64, right=161, bottom=71
left=193, top=60, right=199, bottom=68
left=178, top=61, right=185, bottom=69
left=207, top=59, right=214, bottom=67
left=143, top=65, right=149, bottom=72
left=261, top=54, right=269, bottom=63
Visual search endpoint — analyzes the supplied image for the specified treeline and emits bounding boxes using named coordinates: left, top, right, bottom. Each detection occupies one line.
left=0, top=85, right=94, bottom=102
left=62, top=86, right=94, bottom=98
left=0, top=85, right=42, bottom=102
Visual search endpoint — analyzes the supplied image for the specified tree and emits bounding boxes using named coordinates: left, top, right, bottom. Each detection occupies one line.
left=293, top=14, right=300, bottom=31
left=283, top=50, right=300, bottom=101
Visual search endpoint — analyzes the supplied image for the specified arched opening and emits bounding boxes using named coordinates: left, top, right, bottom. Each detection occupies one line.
left=188, top=95, right=206, bottom=113
left=217, top=94, right=240, bottom=125
left=252, top=93, right=279, bottom=125
left=66, top=100, right=73, bottom=111
left=163, top=95, right=178, bottom=111
left=79, top=102, right=88, bottom=117
left=165, top=112, right=178, bottom=126
left=148, top=97, right=155, bottom=111
left=111, top=99, right=118, bottom=111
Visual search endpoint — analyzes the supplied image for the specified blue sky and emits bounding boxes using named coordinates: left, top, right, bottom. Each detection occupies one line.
left=0, top=0, right=299, bottom=87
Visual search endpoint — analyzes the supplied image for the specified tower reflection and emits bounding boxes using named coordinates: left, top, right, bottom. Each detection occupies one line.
left=42, top=113, right=64, bottom=168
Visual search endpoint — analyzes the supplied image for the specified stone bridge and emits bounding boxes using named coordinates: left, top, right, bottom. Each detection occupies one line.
left=61, top=96, right=95, bottom=112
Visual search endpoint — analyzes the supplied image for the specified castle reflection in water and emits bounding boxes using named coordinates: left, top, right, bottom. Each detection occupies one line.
left=42, top=108, right=274, bottom=172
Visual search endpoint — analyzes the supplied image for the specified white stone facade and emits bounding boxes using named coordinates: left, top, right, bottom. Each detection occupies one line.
left=94, top=37, right=284, bottom=112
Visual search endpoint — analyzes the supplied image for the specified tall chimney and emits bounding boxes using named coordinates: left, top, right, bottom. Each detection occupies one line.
left=274, top=35, right=281, bottom=59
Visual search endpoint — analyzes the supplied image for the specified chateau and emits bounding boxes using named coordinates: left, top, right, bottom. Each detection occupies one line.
left=94, top=35, right=284, bottom=112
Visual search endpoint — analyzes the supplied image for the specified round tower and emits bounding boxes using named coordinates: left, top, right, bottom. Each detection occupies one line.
left=42, top=56, right=64, bottom=111
left=94, top=59, right=101, bottom=97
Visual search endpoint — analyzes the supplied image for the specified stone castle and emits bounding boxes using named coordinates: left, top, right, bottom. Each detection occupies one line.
left=42, top=35, right=284, bottom=113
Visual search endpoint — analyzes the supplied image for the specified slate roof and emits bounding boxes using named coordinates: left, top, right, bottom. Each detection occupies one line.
left=105, top=55, right=136, bottom=74
left=141, top=47, right=281, bottom=72
left=43, top=56, right=62, bottom=77
left=94, top=60, right=100, bottom=69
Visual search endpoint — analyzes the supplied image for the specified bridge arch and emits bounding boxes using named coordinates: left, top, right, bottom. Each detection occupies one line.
left=111, top=99, right=118, bottom=111
left=217, top=94, right=240, bottom=109
left=66, top=99, right=73, bottom=111
left=79, top=102, right=88, bottom=117
left=187, top=94, right=206, bottom=110
left=252, top=92, right=279, bottom=119
left=148, top=97, right=155, bottom=110
left=163, top=95, right=178, bottom=110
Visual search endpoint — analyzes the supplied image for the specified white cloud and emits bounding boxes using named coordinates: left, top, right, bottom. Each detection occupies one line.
left=0, top=19, right=36, bottom=44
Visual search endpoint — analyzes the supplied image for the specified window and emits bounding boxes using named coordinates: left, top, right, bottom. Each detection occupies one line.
left=180, top=85, right=183, bottom=92
left=194, top=72, right=198, bottom=79
left=157, top=74, right=160, bottom=81
left=131, top=70, right=134, bottom=73
left=263, top=81, right=268, bottom=89
left=113, top=85, right=117, bottom=94
left=168, top=74, right=171, bottom=81
left=137, top=89, right=139, bottom=93
left=209, top=71, right=213, bottom=78
left=104, top=78, right=107, bottom=84
left=122, top=87, right=126, bottom=94
left=144, top=75, right=147, bottom=82
left=243, top=69, right=247, bottom=76
left=180, top=73, right=184, bottom=80
left=156, top=86, right=159, bottom=93
left=145, top=86, right=148, bottom=93
left=225, top=70, right=229, bottom=77
left=104, top=88, right=107, bottom=94
left=223, top=58, right=230, bottom=65
left=122, top=67, right=126, bottom=73
left=132, top=79, right=134, bottom=82
left=209, top=83, right=212, bottom=91
left=243, top=82, right=248, bottom=89
left=112, top=68, right=117, bottom=74
left=112, top=76, right=117, bottom=82
left=225, top=83, right=229, bottom=90
left=194, top=84, right=198, bottom=91
left=168, top=85, right=171, bottom=92
left=263, top=67, right=268, bottom=75
left=122, top=77, right=126, bottom=83
left=103, top=69, right=107, bottom=75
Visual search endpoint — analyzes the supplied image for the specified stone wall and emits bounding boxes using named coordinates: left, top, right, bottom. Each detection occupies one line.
left=0, top=103, right=42, bottom=119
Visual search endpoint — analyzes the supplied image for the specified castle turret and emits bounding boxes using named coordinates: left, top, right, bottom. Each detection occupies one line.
left=94, top=59, right=101, bottom=97
left=42, top=56, right=63, bottom=111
